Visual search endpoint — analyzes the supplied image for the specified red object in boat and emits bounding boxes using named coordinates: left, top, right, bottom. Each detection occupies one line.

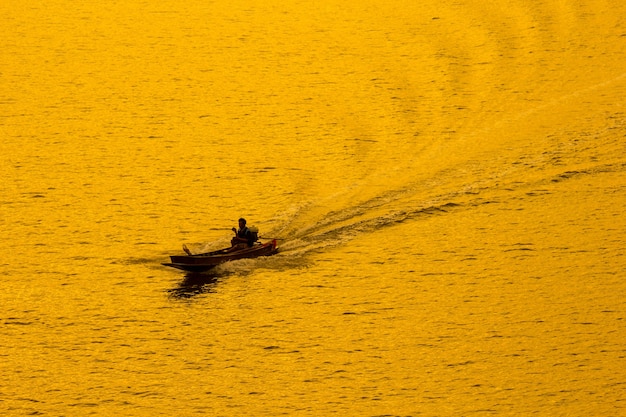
left=163, top=240, right=278, bottom=272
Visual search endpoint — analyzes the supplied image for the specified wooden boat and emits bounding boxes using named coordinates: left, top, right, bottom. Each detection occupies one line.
left=163, top=240, right=278, bottom=272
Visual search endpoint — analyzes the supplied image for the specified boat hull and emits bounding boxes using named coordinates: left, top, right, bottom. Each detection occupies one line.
left=163, top=240, right=278, bottom=272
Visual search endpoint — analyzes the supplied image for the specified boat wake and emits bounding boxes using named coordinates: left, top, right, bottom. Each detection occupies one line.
left=260, top=157, right=626, bottom=268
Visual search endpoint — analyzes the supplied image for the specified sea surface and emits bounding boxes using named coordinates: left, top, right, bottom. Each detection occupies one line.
left=1, top=1, right=625, bottom=415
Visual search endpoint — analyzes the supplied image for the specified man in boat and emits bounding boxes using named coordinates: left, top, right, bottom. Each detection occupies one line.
left=227, top=217, right=255, bottom=252
left=182, top=218, right=257, bottom=255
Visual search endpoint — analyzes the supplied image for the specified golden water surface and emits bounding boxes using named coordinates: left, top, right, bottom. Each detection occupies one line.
left=1, top=0, right=625, bottom=415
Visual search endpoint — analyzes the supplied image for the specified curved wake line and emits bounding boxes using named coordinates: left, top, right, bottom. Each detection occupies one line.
left=265, top=159, right=626, bottom=264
